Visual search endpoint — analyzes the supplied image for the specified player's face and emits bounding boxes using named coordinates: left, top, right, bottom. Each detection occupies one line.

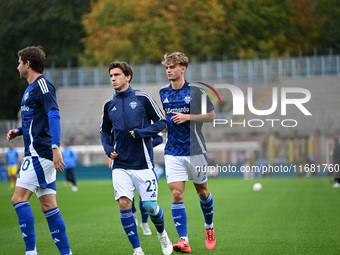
left=165, top=63, right=186, bottom=81
left=109, top=67, right=130, bottom=92
left=17, top=57, right=28, bottom=80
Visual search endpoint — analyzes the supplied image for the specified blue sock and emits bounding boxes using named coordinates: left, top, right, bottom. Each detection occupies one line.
left=120, top=209, right=140, bottom=249
left=14, top=202, right=36, bottom=252
left=200, top=192, right=214, bottom=226
left=44, top=207, right=71, bottom=255
left=131, top=198, right=137, bottom=214
left=171, top=202, right=187, bottom=239
left=139, top=200, right=148, bottom=223
left=149, top=205, right=164, bottom=233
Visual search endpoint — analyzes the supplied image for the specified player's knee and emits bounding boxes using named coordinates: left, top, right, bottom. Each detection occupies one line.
left=171, top=189, right=184, bottom=202
left=118, top=196, right=132, bottom=210
left=142, top=201, right=158, bottom=215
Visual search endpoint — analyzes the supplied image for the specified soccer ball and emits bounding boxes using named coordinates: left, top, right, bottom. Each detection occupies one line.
left=253, top=183, right=262, bottom=192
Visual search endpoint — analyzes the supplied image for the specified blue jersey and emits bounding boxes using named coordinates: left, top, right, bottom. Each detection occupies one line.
left=62, top=147, right=78, bottom=169
left=5, top=148, right=19, bottom=166
left=100, top=86, right=166, bottom=170
left=20, top=75, right=59, bottom=161
left=159, top=81, right=214, bottom=156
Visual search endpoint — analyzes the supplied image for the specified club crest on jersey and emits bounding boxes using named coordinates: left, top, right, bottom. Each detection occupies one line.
left=129, top=101, right=138, bottom=109
left=184, top=95, right=191, bottom=104
left=24, top=92, right=29, bottom=101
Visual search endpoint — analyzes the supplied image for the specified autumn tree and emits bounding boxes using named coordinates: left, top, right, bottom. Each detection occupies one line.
left=286, top=0, right=324, bottom=56
left=81, top=0, right=226, bottom=65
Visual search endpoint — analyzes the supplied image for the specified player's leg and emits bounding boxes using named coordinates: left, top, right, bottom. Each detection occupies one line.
left=139, top=198, right=151, bottom=235
left=136, top=169, right=172, bottom=255
left=8, top=166, right=17, bottom=189
left=67, top=168, right=78, bottom=192
left=113, top=169, right=143, bottom=254
left=165, top=155, right=191, bottom=253
left=131, top=197, right=139, bottom=226
left=11, top=186, right=37, bottom=255
left=139, top=198, right=149, bottom=223
left=190, top=155, right=215, bottom=250
left=39, top=190, right=72, bottom=255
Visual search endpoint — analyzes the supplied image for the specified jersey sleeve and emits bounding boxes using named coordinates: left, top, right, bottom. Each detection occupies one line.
left=35, top=79, right=59, bottom=113
left=100, top=101, right=115, bottom=157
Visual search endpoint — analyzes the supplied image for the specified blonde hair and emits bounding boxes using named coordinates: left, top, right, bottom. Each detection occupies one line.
left=161, top=51, right=189, bottom=67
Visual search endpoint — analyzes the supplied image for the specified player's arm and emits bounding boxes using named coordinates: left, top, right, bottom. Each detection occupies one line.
left=171, top=110, right=216, bottom=124
left=48, top=109, right=65, bottom=173
left=132, top=94, right=166, bottom=139
left=152, top=133, right=163, bottom=147
left=6, top=127, right=22, bottom=142
left=100, top=102, right=116, bottom=157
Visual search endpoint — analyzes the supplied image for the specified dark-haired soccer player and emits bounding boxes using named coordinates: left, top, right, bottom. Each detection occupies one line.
left=7, top=46, right=72, bottom=255
left=159, top=52, right=216, bottom=253
left=100, top=61, right=172, bottom=255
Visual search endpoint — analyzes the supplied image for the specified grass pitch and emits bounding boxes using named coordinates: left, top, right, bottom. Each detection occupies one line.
left=1, top=178, right=340, bottom=255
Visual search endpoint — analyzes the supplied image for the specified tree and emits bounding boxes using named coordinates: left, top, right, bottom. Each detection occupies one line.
left=0, top=0, right=90, bottom=119
left=218, top=0, right=291, bottom=59
left=315, top=0, right=340, bottom=54
left=286, top=0, right=324, bottom=56
left=81, top=0, right=226, bottom=65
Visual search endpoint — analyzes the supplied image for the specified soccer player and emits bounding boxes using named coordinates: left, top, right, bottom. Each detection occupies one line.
left=100, top=61, right=172, bottom=255
left=5, top=143, right=20, bottom=189
left=7, top=46, right=72, bottom=255
left=62, top=142, right=78, bottom=192
left=159, top=52, right=216, bottom=253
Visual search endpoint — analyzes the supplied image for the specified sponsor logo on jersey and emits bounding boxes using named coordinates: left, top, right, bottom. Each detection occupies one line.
left=21, top=106, right=29, bottom=111
left=129, top=101, right=138, bottom=109
left=111, top=106, right=117, bottom=111
left=165, top=107, right=189, bottom=114
left=163, top=98, right=169, bottom=103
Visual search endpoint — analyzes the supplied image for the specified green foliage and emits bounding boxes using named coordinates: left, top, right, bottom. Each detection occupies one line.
left=81, top=0, right=226, bottom=65
left=0, top=0, right=90, bottom=119
left=315, top=0, right=340, bottom=54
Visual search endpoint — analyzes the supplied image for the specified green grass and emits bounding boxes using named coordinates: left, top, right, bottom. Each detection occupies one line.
left=1, top=178, right=340, bottom=254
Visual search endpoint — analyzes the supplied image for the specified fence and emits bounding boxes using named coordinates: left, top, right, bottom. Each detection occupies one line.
left=45, top=55, right=340, bottom=88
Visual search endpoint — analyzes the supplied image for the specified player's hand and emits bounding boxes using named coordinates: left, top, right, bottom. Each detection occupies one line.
left=130, top=130, right=135, bottom=138
left=171, top=112, right=189, bottom=124
left=7, top=129, right=19, bottom=142
left=110, top=151, right=119, bottom=160
left=52, top=147, right=65, bottom=173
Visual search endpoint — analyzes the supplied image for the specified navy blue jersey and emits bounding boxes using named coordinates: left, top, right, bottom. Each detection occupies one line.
left=21, top=75, right=59, bottom=160
left=100, top=86, right=166, bottom=170
left=159, top=81, right=214, bottom=156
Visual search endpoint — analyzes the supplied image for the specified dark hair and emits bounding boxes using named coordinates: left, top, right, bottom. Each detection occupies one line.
left=108, top=61, right=133, bottom=82
left=18, top=46, right=46, bottom=74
